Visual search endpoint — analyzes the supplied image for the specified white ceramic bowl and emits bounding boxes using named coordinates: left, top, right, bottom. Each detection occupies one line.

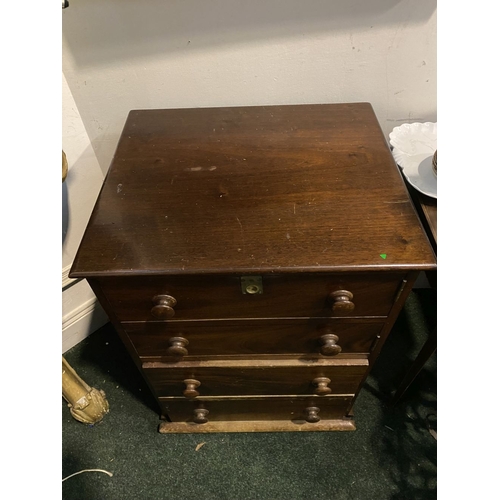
left=389, top=122, right=437, bottom=199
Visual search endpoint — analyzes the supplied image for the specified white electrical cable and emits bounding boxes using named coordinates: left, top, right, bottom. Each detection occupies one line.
left=62, top=469, right=113, bottom=482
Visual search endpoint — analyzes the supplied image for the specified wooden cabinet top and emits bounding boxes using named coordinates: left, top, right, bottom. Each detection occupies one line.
left=70, top=103, right=436, bottom=277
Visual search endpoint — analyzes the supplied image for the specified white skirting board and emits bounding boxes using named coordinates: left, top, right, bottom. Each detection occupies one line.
left=62, top=278, right=108, bottom=353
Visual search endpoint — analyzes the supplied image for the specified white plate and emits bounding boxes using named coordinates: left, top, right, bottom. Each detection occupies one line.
left=389, top=122, right=437, bottom=199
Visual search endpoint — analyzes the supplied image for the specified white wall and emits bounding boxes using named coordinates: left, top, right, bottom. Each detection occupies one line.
left=62, top=0, right=436, bottom=174
left=62, top=73, right=108, bottom=352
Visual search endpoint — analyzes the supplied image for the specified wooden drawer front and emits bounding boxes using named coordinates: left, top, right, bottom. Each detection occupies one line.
left=98, top=273, right=404, bottom=321
left=125, top=319, right=383, bottom=358
left=159, top=395, right=354, bottom=423
left=143, top=359, right=368, bottom=398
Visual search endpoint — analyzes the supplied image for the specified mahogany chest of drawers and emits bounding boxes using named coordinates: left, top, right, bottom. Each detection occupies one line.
left=70, top=103, right=436, bottom=433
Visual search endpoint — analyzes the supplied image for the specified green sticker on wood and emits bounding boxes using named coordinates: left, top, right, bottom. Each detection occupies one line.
left=379, top=253, right=387, bottom=259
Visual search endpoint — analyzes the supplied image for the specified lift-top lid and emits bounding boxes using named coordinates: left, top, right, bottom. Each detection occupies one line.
left=70, top=103, right=436, bottom=277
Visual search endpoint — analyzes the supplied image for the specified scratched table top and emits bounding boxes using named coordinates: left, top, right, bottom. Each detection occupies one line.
left=71, top=103, right=436, bottom=277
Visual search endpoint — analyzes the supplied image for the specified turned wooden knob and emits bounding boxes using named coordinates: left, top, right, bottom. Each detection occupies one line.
left=193, top=408, right=209, bottom=424
left=183, top=379, right=201, bottom=399
left=329, top=290, right=355, bottom=315
left=319, top=334, right=342, bottom=356
left=312, top=377, right=332, bottom=395
left=167, top=336, right=189, bottom=356
left=305, top=406, right=321, bottom=423
left=151, top=294, right=177, bottom=319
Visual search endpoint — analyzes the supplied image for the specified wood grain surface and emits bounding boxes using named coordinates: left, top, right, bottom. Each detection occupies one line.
left=158, top=395, right=354, bottom=423
left=143, top=359, right=368, bottom=397
left=97, top=272, right=404, bottom=321
left=123, top=318, right=384, bottom=357
left=158, top=419, right=356, bottom=433
left=70, top=103, right=436, bottom=278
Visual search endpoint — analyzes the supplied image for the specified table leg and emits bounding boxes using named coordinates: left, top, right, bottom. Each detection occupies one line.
left=391, top=327, right=437, bottom=405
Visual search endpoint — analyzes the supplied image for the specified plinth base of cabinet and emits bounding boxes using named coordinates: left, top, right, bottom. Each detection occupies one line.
left=158, top=418, right=356, bottom=433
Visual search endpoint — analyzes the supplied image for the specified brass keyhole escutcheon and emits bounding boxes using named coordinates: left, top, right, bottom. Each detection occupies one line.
left=241, top=276, right=263, bottom=294
left=245, top=284, right=260, bottom=294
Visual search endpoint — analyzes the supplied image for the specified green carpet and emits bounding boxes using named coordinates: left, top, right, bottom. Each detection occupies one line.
left=62, top=289, right=437, bottom=500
